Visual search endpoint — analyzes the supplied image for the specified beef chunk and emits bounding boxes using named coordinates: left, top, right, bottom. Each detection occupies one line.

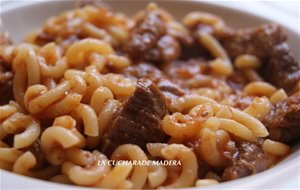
left=0, top=63, right=13, bottom=105
left=0, top=33, right=13, bottom=105
left=156, top=35, right=180, bottom=62
left=100, top=79, right=168, bottom=156
left=124, top=12, right=167, bottom=61
left=264, top=92, right=300, bottom=144
left=122, top=63, right=185, bottom=99
left=123, top=63, right=164, bottom=84
left=221, top=24, right=285, bottom=61
left=220, top=24, right=300, bottom=91
left=157, top=79, right=185, bottom=97
left=222, top=142, right=271, bottom=181
left=180, top=41, right=211, bottom=61
left=162, top=59, right=215, bottom=90
left=265, top=43, right=300, bottom=92
left=189, top=19, right=300, bottom=90
left=124, top=6, right=184, bottom=63
left=162, top=59, right=207, bottom=80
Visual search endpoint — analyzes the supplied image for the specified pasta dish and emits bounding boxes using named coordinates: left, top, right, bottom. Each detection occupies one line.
left=0, top=0, right=299, bottom=188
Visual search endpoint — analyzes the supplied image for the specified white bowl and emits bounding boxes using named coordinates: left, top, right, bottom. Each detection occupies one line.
left=1, top=1, right=300, bottom=189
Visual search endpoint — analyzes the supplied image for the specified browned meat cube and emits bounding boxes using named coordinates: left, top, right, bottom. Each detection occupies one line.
left=220, top=24, right=300, bottom=92
left=221, top=24, right=284, bottom=61
left=100, top=79, right=168, bottom=156
left=265, top=43, right=300, bottom=92
left=122, top=63, right=185, bottom=103
left=124, top=4, right=191, bottom=63
left=0, top=30, right=13, bottom=105
left=222, top=142, right=272, bottom=181
left=123, top=63, right=165, bottom=84
left=124, top=11, right=168, bottom=62
left=264, top=92, right=300, bottom=144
